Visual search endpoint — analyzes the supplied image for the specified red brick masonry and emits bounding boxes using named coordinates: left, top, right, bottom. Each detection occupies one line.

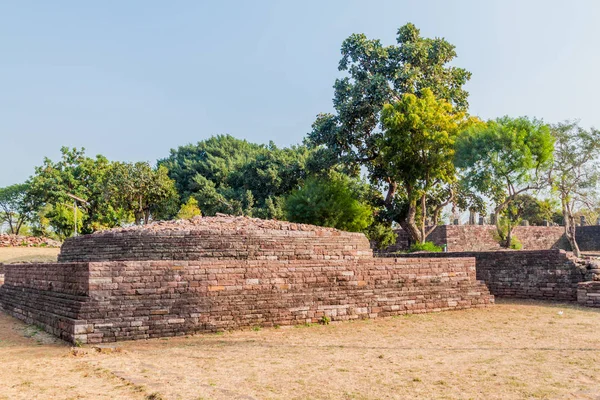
left=0, top=257, right=493, bottom=343
left=386, top=225, right=600, bottom=252
left=578, top=282, right=600, bottom=307
left=389, top=249, right=594, bottom=301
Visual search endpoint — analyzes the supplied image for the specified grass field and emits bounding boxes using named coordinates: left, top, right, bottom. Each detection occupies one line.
left=1, top=299, right=599, bottom=399
left=0, top=247, right=60, bottom=264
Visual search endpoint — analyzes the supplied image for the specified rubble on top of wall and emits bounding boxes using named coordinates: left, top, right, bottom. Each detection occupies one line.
left=93, top=215, right=347, bottom=235
left=0, top=234, right=61, bottom=248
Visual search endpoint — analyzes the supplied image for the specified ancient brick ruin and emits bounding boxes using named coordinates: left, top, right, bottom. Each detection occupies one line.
left=390, top=249, right=599, bottom=302
left=0, top=217, right=493, bottom=344
left=385, top=225, right=600, bottom=252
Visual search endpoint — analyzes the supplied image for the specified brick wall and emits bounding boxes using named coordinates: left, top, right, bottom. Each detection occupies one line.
left=385, top=225, right=576, bottom=252
left=389, top=249, right=590, bottom=301
left=577, top=282, right=600, bottom=307
left=59, top=229, right=372, bottom=262
left=0, top=257, right=493, bottom=343
left=573, top=226, right=600, bottom=252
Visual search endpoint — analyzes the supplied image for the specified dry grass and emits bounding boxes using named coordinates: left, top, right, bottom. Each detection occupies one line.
left=0, top=247, right=59, bottom=264
left=1, top=300, right=600, bottom=399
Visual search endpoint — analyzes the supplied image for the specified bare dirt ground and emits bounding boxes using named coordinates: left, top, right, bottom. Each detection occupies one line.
left=0, top=247, right=59, bottom=264
left=1, top=300, right=600, bottom=400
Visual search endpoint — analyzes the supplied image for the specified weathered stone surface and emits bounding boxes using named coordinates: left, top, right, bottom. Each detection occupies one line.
left=0, top=257, right=494, bottom=344
left=0, top=217, right=498, bottom=344
left=577, top=282, right=600, bottom=307
left=59, top=216, right=372, bottom=262
left=383, top=226, right=573, bottom=252
left=387, top=249, right=592, bottom=302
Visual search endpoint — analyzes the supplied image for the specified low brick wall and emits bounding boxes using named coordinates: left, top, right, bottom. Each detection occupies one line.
left=577, top=282, right=600, bottom=307
left=385, top=225, right=600, bottom=252
left=0, top=257, right=493, bottom=343
left=385, top=249, right=590, bottom=301
left=59, top=229, right=372, bottom=262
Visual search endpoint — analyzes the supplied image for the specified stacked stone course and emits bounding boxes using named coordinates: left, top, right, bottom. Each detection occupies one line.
left=0, top=257, right=492, bottom=343
left=385, top=225, right=583, bottom=252
left=0, top=216, right=494, bottom=343
left=578, top=282, right=600, bottom=307
left=389, top=249, right=597, bottom=302
left=59, top=216, right=372, bottom=262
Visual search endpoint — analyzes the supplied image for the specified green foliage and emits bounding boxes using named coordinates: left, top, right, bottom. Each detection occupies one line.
left=307, top=23, right=472, bottom=243
left=510, top=236, right=523, bottom=250
left=456, top=116, right=554, bottom=208
left=364, top=222, right=397, bottom=250
left=378, top=89, right=474, bottom=242
left=455, top=116, right=554, bottom=248
left=0, top=183, right=32, bottom=235
left=318, top=316, right=331, bottom=325
left=513, top=194, right=559, bottom=225
left=159, top=135, right=311, bottom=218
left=549, top=121, right=600, bottom=256
left=25, top=147, right=123, bottom=234
left=284, top=175, right=373, bottom=232
left=408, top=241, right=442, bottom=253
left=44, top=203, right=87, bottom=240
left=107, top=162, right=178, bottom=225
left=176, top=197, right=202, bottom=220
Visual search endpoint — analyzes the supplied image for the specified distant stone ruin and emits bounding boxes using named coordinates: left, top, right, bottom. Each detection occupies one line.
left=0, top=216, right=493, bottom=344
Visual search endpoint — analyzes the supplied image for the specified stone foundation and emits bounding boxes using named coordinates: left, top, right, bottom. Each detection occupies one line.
left=389, top=249, right=594, bottom=302
left=577, top=282, right=600, bottom=307
left=0, top=257, right=493, bottom=343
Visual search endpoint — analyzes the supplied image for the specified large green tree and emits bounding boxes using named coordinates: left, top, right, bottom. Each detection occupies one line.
left=25, top=147, right=122, bottom=234
left=379, top=89, right=473, bottom=243
left=549, top=121, right=600, bottom=257
left=159, top=135, right=311, bottom=218
left=0, top=183, right=31, bottom=235
left=284, top=174, right=373, bottom=232
left=307, top=23, right=472, bottom=243
left=107, top=162, right=178, bottom=225
left=455, top=116, right=555, bottom=247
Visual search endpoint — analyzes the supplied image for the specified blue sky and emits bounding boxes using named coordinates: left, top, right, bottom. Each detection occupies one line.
left=1, top=1, right=600, bottom=187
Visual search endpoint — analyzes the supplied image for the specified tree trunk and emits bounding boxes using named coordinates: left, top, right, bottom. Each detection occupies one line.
left=384, top=181, right=397, bottom=208
left=400, top=198, right=423, bottom=245
left=420, top=194, right=427, bottom=244
left=562, top=200, right=581, bottom=257
left=7, top=213, right=15, bottom=235
left=494, top=205, right=512, bottom=248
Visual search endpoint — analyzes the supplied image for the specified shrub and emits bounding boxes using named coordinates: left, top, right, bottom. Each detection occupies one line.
left=284, top=175, right=373, bottom=232
left=408, top=241, right=442, bottom=253
left=176, top=197, right=202, bottom=220
left=509, top=235, right=523, bottom=250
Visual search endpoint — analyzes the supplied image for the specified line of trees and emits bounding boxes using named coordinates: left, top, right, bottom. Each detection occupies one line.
left=2, top=23, right=599, bottom=256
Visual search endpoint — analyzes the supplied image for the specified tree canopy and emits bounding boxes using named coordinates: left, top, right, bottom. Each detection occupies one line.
left=284, top=175, right=373, bottom=232
left=549, top=121, right=600, bottom=256
left=455, top=116, right=555, bottom=246
left=378, top=88, right=472, bottom=242
left=25, top=147, right=120, bottom=234
left=0, top=183, right=31, bottom=235
left=159, top=134, right=311, bottom=218
left=307, top=23, right=473, bottom=243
